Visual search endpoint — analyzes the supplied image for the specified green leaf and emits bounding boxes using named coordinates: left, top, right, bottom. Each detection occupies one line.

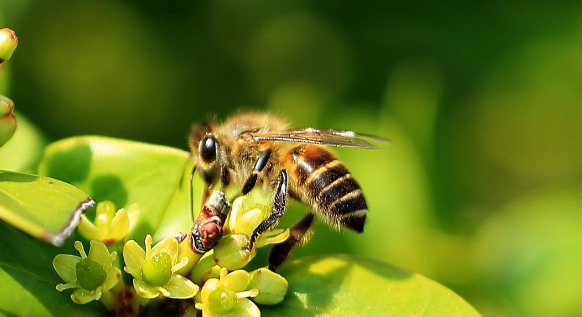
left=151, top=157, right=199, bottom=241
left=0, top=170, right=94, bottom=246
left=0, top=220, right=108, bottom=317
left=37, top=136, right=191, bottom=241
left=263, top=255, right=481, bottom=317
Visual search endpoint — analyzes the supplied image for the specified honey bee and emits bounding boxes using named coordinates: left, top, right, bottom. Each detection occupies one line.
left=189, top=111, right=384, bottom=269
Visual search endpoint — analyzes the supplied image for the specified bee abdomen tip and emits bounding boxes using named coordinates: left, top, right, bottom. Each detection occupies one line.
left=340, top=209, right=367, bottom=233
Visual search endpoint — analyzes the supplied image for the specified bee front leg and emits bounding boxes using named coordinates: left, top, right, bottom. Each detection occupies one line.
left=241, top=149, right=272, bottom=195
left=267, top=213, right=315, bottom=271
left=247, top=169, right=288, bottom=250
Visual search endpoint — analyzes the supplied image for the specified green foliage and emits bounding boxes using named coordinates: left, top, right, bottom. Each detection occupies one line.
left=37, top=136, right=191, bottom=241
left=0, top=170, right=93, bottom=246
left=4, top=2, right=581, bottom=316
left=472, top=188, right=582, bottom=317
left=0, top=220, right=108, bottom=317
left=265, top=255, right=481, bottom=317
left=0, top=134, right=480, bottom=316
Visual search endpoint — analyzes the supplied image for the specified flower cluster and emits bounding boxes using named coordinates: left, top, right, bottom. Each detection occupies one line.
left=53, top=196, right=289, bottom=316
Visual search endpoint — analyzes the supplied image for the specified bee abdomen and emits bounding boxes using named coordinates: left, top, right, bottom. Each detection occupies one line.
left=287, top=145, right=367, bottom=232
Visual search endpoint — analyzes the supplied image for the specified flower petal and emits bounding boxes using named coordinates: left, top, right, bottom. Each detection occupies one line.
left=232, top=204, right=270, bottom=237
left=223, top=298, right=261, bottom=317
left=222, top=270, right=250, bottom=292
left=171, top=256, right=189, bottom=274
left=226, top=196, right=246, bottom=232
left=202, top=307, right=219, bottom=317
left=107, top=208, right=129, bottom=241
left=125, top=203, right=141, bottom=228
left=53, top=254, right=81, bottom=283
left=77, top=215, right=105, bottom=241
left=255, top=228, right=290, bottom=248
left=152, top=237, right=178, bottom=263
left=102, top=266, right=122, bottom=292
left=123, top=240, right=145, bottom=277
left=163, top=274, right=199, bottom=299
left=88, top=240, right=111, bottom=269
left=133, top=278, right=161, bottom=299
left=71, top=288, right=100, bottom=304
left=200, top=278, right=219, bottom=304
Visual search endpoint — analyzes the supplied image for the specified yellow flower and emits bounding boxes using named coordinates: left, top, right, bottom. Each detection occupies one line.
left=226, top=196, right=289, bottom=248
left=123, top=234, right=199, bottom=299
left=212, top=196, right=290, bottom=270
left=195, top=267, right=260, bottom=317
left=78, top=201, right=139, bottom=244
left=53, top=240, right=121, bottom=304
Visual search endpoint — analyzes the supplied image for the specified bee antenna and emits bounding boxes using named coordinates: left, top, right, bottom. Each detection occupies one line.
left=189, top=163, right=197, bottom=222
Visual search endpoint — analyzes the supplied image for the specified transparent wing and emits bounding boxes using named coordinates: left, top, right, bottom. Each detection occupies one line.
left=248, top=128, right=388, bottom=149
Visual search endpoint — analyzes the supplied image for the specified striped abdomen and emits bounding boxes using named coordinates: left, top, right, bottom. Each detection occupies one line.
left=283, top=144, right=367, bottom=232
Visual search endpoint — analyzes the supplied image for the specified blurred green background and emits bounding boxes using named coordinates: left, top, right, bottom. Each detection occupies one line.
left=2, top=1, right=582, bottom=316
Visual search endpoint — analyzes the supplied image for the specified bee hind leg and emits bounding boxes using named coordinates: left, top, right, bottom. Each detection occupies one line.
left=247, top=169, right=288, bottom=250
left=267, top=213, right=315, bottom=271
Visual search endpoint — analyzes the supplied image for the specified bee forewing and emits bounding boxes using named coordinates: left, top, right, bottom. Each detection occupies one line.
left=318, top=129, right=391, bottom=145
left=249, top=128, right=386, bottom=149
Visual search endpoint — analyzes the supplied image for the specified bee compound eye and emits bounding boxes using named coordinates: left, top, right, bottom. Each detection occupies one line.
left=200, top=136, right=218, bottom=163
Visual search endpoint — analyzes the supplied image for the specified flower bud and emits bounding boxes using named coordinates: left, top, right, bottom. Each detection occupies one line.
left=191, top=252, right=220, bottom=285
left=0, top=95, right=16, bottom=147
left=249, top=268, right=288, bottom=305
left=213, top=234, right=255, bottom=270
left=229, top=203, right=270, bottom=237
left=0, top=28, right=17, bottom=63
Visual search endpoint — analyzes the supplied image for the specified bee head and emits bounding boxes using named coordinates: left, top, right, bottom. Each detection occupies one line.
left=190, top=122, right=222, bottom=185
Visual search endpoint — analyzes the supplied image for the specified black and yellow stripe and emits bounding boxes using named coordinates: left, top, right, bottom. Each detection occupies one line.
left=287, top=145, right=368, bottom=232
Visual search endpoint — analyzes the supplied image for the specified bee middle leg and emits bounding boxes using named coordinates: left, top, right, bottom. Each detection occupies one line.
left=247, top=169, right=288, bottom=250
